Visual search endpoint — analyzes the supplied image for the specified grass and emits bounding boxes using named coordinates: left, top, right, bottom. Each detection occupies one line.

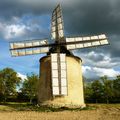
left=88, top=103, right=120, bottom=109
left=0, top=103, right=120, bottom=120
left=0, top=102, right=96, bottom=112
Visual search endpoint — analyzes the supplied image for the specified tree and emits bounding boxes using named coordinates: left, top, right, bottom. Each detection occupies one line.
left=21, top=73, right=39, bottom=103
left=0, top=68, right=21, bottom=102
left=113, top=75, right=120, bottom=102
left=91, top=80, right=103, bottom=103
left=100, top=76, right=113, bottom=103
left=84, top=82, right=93, bottom=103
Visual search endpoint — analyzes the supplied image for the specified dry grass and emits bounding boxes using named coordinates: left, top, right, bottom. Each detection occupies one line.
left=0, top=103, right=120, bottom=120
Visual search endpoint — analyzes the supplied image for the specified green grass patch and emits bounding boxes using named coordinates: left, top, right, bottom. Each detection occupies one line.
left=3, top=103, right=120, bottom=112
left=88, top=103, right=120, bottom=108
left=0, top=102, right=97, bottom=112
left=0, top=105, right=15, bottom=111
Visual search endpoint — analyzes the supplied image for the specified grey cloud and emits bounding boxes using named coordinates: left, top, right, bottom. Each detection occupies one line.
left=0, top=1, right=120, bottom=56
left=62, top=0, right=120, bottom=60
left=63, top=0, right=120, bottom=36
left=0, top=0, right=74, bottom=22
left=0, top=0, right=51, bottom=22
left=0, top=0, right=120, bottom=79
left=1, top=0, right=120, bottom=36
left=74, top=48, right=120, bottom=69
left=86, top=53, right=104, bottom=62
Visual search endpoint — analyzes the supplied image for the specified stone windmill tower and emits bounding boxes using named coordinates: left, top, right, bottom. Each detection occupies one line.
left=9, top=4, right=109, bottom=107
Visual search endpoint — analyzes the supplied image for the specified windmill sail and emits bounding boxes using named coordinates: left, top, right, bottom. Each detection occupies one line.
left=60, top=54, right=67, bottom=95
left=10, top=39, right=48, bottom=49
left=51, top=53, right=67, bottom=95
left=10, top=39, right=49, bottom=57
left=51, top=4, right=64, bottom=40
left=66, top=34, right=109, bottom=50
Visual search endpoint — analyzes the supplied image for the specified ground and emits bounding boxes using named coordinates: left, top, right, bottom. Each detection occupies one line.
left=0, top=103, right=120, bottom=120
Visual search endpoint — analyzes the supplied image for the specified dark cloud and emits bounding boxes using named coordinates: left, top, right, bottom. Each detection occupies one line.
left=0, top=0, right=51, bottom=21
left=0, top=0, right=120, bottom=78
left=63, top=0, right=120, bottom=36
left=1, top=0, right=120, bottom=36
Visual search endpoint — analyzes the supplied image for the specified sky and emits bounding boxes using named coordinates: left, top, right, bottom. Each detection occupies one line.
left=0, top=0, right=120, bottom=80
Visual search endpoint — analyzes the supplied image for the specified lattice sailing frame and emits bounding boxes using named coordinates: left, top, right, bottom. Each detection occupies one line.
left=9, top=4, right=109, bottom=96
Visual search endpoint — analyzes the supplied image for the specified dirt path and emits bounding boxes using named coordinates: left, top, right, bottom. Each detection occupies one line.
left=0, top=107, right=120, bottom=120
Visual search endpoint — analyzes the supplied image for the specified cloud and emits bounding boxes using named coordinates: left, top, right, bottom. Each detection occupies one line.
left=64, top=0, right=120, bottom=35
left=74, top=50, right=120, bottom=69
left=93, top=67, right=120, bottom=77
left=17, top=72, right=27, bottom=80
left=0, top=0, right=120, bottom=80
left=0, top=0, right=120, bottom=35
left=0, top=22, right=27, bottom=40
left=4, top=24, right=26, bottom=40
left=82, top=65, right=120, bottom=79
left=1, top=0, right=120, bottom=40
left=0, top=14, right=50, bottom=40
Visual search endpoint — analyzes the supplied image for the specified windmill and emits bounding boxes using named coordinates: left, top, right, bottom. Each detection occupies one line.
left=9, top=4, right=109, bottom=107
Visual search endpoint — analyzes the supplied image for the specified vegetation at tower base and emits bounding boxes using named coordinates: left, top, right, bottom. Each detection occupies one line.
left=0, top=68, right=21, bottom=102
left=0, top=67, right=120, bottom=104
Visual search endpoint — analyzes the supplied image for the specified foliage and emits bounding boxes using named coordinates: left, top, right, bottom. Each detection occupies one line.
left=84, top=83, right=93, bottom=102
left=100, top=76, right=114, bottom=103
left=0, top=68, right=21, bottom=102
left=0, top=67, right=120, bottom=104
left=85, top=75, right=120, bottom=103
left=21, top=73, right=39, bottom=103
left=91, top=80, right=103, bottom=103
left=113, top=76, right=120, bottom=95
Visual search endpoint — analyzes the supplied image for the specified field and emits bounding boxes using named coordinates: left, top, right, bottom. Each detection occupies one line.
left=0, top=103, right=120, bottom=120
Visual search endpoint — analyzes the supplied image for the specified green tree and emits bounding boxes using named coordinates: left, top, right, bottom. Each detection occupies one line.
left=91, top=80, right=103, bottom=103
left=113, top=75, right=120, bottom=102
left=84, top=82, right=93, bottom=103
left=0, top=68, right=21, bottom=102
left=21, top=73, right=39, bottom=103
left=100, top=76, right=113, bottom=103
